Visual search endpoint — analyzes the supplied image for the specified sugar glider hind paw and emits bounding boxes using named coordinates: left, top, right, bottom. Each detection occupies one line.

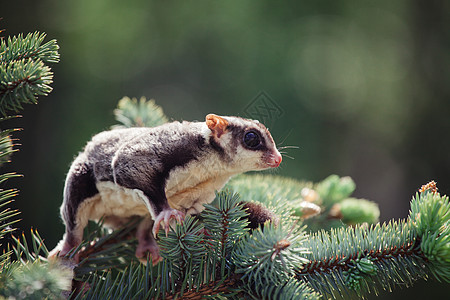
left=152, top=208, right=185, bottom=237
left=135, top=242, right=163, bottom=265
left=48, top=241, right=80, bottom=263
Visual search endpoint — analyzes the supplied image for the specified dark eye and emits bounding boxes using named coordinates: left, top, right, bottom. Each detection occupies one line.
left=243, top=131, right=261, bottom=148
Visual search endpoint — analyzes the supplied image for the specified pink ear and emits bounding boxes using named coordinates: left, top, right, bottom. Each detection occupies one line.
left=206, top=114, right=229, bottom=138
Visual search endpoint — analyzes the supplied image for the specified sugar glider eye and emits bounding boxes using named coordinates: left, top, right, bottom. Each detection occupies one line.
left=243, top=131, right=261, bottom=148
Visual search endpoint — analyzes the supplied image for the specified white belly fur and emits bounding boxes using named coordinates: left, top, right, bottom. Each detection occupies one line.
left=75, top=171, right=232, bottom=229
left=75, top=182, right=150, bottom=228
left=74, top=152, right=236, bottom=231
left=164, top=155, right=235, bottom=214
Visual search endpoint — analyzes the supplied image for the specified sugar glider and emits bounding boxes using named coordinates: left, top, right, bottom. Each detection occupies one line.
left=50, top=114, right=282, bottom=264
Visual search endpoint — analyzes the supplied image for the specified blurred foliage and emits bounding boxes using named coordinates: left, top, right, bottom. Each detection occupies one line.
left=316, top=175, right=356, bottom=207
left=113, top=96, right=168, bottom=129
left=227, top=173, right=381, bottom=230
left=337, top=198, right=380, bottom=225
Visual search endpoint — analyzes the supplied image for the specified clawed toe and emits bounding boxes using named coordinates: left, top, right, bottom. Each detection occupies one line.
left=152, top=209, right=185, bottom=237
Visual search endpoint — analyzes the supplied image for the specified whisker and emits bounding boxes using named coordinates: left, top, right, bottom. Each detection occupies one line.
left=279, top=152, right=292, bottom=156
left=278, top=145, right=300, bottom=150
left=281, top=154, right=295, bottom=160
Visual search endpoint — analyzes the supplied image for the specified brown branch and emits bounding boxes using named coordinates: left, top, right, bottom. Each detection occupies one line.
left=14, top=50, right=40, bottom=61
left=2, top=76, right=32, bottom=91
left=220, top=211, right=229, bottom=257
left=1, top=42, right=41, bottom=64
left=76, top=235, right=135, bottom=262
left=296, top=239, right=423, bottom=277
left=74, top=220, right=139, bottom=264
left=165, top=274, right=242, bottom=300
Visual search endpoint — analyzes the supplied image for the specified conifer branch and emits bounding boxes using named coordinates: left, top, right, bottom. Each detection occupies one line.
left=0, top=32, right=60, bottom=64
left=73, top=219, right=140, bottom=278
left=0, top=32, right=59, bottom=115
left=233, top=223, right=319, bottom=299
left=164, top=275, right=239, bottom=300
left=0, top=58, right=54, bottom=115
left=295, top=187, right=450, bottom=298
left=0, top=30, right=63, bottom=298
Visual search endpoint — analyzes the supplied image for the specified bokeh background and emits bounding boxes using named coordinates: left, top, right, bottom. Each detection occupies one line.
left=2, top=0, right=449, bottom=298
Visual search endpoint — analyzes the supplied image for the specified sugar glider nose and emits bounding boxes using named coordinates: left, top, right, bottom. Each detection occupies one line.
left=269, top=152, right=282, bottom=168
left=273, top=154, right=282, bottom=167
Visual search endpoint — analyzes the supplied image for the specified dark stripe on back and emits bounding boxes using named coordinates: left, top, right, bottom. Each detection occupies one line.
left=113, top=128, right=207, bottom=215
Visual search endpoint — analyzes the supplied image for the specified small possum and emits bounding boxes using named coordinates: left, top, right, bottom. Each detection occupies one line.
left=50, top=114, right=282, bottom=264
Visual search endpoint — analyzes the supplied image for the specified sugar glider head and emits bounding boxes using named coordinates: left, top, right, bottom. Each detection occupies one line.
left=205, top=114, right=282, bottom=171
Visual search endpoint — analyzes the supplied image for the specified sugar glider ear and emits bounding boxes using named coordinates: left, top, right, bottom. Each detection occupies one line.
left=206, top=114, right=229, bottom=138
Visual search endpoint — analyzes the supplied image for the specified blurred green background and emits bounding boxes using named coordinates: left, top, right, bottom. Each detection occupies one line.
left=2, top=0, right=449, bottom=298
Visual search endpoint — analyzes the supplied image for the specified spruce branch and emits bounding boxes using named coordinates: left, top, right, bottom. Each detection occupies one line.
left=0, top=176, right=21, bottom=251
left=0, top=58, right=54, bottom=115
left=158, top=215, right=206, bottom=292
left=0, top=32, right=59, bottom=115
left=295, top=185, right=450, bottom=299
left=0, top=32, right=60, bottom=64
left=203, top=191, right=249, bottom=262
left=164, top=276, right=240, bottom=300
left=71, top=262, right=156, bottom=300
left=0, top=124, right=21, bottom=165
left=409, top=189, right=450, bottom=282
left=296, top=222, right=424, bottom=298
left=233, top=223, right=319, bottom=299
left=73, top=219, right=141, bottom=278
left=0, top=30, right=63, bottom=298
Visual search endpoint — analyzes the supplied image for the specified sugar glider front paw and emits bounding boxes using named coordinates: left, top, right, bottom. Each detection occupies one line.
left=152, top=208, right=185, bottom=237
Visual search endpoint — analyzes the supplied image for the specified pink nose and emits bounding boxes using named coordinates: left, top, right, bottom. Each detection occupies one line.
left=272, top=154, right=282, bottom=167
